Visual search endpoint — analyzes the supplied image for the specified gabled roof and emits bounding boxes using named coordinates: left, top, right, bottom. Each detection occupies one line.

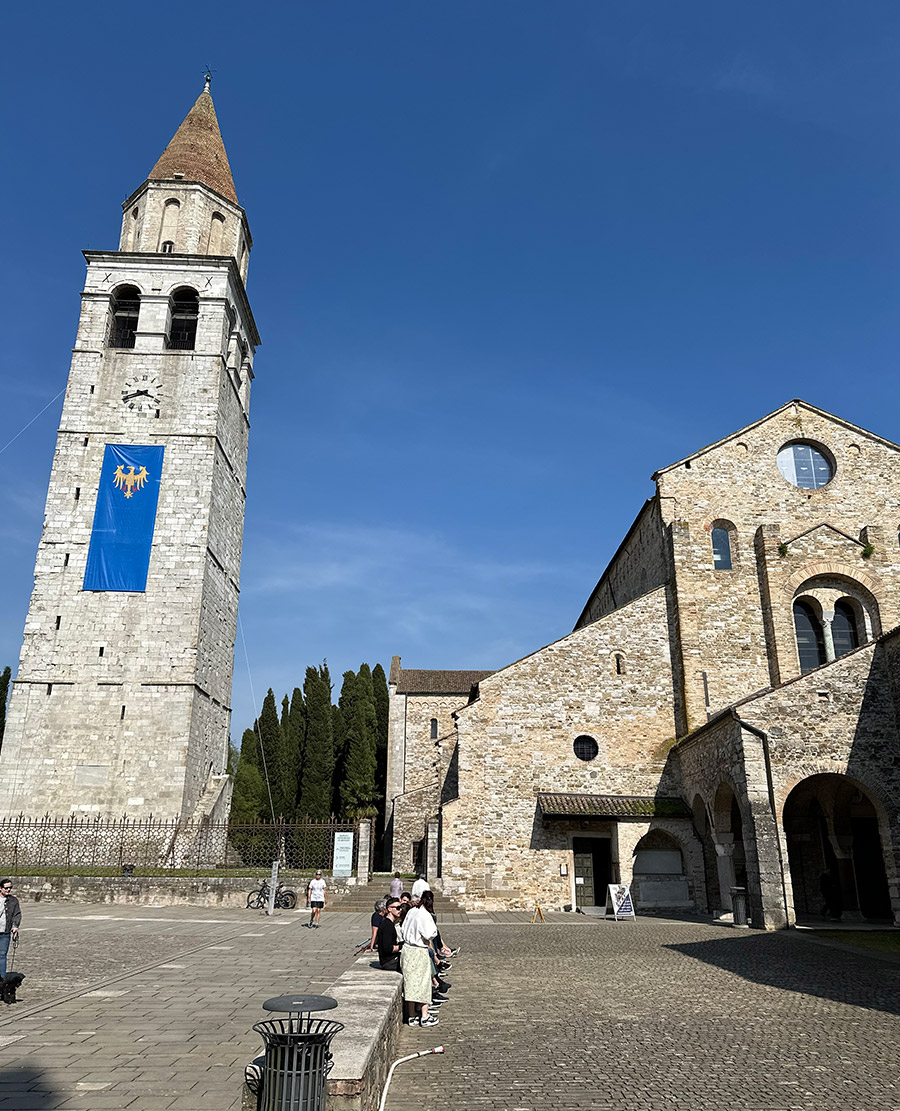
left=395, top=669, right=494, bottom=696
left=148, top=80, right=238, bottom=204
left=653, top=400, right=900, bottom=479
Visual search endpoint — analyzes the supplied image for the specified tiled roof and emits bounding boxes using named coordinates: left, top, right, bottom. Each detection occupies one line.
left=537, top=793, right=691, bottom=819
left=395, top=669, right=493, bottom=695
left=148, top=84, right=238, bottom=204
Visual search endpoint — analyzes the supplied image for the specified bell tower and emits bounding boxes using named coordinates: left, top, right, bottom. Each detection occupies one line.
left=0, top=80, right=259, bottom=819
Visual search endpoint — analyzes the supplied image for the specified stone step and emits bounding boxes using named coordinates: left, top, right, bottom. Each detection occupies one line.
left=327, top=883, right=464, bottom=914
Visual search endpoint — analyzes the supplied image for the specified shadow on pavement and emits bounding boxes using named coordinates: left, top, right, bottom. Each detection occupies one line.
left=0, top=1064, right=65, bottom=1109
left=666, top=930, right=900, bottom=1017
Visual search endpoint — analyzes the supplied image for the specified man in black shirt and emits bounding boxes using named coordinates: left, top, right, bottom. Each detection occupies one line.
left=377, top=899, right=402, bottom=971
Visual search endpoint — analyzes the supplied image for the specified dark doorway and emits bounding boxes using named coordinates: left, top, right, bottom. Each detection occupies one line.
left=784, top=774, right=893, bottom=922
left=572, top=837, right=611, bottom=908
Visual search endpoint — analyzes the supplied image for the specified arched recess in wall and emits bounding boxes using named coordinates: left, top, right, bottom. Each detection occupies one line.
left=168, top=287, right=199, bottom=351
left=710, top=519, right=736, bottom=571
left=208, top=212, right=226, bottom=255
left=791, top=574, right=880, bottom=674
left=712, top=782, right=748, bottom=895
left=783, top=773, right=892, bottom=922
left=158, top=199, right=180, bottom=252
left=108, top=285, right=141, bottom=349
left=692, top=794, right=719, bottom=913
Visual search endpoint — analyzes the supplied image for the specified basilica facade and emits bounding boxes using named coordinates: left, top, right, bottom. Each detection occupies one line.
left=388, top=401, right=900, bottom=927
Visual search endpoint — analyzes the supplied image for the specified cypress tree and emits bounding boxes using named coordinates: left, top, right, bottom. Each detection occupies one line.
left=340, top=665, right=378, bottom=818
left=256, top=689, right=283, bottom=820
left=278, top=694, right=298, bottom=819
left=334, top=671, right=357, bottom=813
left=298, top=664, right=335, bottom=820
left=371, top=662, right=389, bottom=794
left=287, top=686, right=305, bottom=817
left=0, top=667, right=10, bottom=751
left=230, top=727, right=267, bottom=822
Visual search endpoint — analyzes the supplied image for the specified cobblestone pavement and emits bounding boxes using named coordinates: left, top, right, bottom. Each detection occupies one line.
left=389, top=915, right=900, bottom=1111
left=0, top=902, right=370, bottom=1109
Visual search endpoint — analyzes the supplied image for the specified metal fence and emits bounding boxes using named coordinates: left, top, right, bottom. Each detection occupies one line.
left=0, top=817, right=357, bottom=876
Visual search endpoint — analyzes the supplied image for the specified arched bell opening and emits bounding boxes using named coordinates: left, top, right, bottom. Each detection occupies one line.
left=783, top=774, right=892, bottom=923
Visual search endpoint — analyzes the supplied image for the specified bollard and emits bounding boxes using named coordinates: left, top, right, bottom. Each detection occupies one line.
left=730, top=886, right=749, bottom=928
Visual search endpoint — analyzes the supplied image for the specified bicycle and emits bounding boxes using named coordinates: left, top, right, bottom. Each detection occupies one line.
left=246, top=879, right=298, bottom=910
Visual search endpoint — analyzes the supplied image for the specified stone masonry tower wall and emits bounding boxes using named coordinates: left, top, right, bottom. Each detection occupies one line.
left=0, top=83, right=258, bottom=819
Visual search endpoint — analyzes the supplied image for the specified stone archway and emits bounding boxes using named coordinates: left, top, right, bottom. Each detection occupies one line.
left=711, top=782, right=748, bottom=914
left=783, top=774, right=892, bottom=922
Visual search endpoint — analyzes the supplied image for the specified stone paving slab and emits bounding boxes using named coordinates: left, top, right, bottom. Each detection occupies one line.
left=388, top=916, right=900, bottom=1111
left=0, top=903, right=369, bottom=1110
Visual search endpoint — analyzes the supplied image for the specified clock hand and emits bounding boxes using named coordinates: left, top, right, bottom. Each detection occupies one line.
left=122, top=390, right=151, bottom=401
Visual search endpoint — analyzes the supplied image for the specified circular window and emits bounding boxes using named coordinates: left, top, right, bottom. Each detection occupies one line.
left=573, top=735, right=599, bottom=762
left=776, top=442, right=834, bottom=490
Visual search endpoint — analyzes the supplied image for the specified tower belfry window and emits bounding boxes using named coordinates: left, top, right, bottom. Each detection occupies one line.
left=832, top=600, right=860, bottom=658
left=168, top=288, right=199, bottom=350
left=109, top=286, right=140, bottom=349
left=794, top=600, right=827, bottom=673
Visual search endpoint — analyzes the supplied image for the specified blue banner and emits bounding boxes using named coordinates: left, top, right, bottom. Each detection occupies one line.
left=83, top=444, right=165, bottom=592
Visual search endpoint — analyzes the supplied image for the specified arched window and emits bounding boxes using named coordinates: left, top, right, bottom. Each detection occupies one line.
left=614, top=653, right=625, bottom=676
left=711, top=525, right=733, bottom=571
left=109, top=285, right=140, bottom=349
left=832, top=600, right=860, bottom=658
left=430, top=718, right=438, bottom=740
left=160, top=241, right=174, bottom=254
left=208, top=212, right=226, bottom=254
left=158, top=198, right=180, bottom=251
left=168, top=288, right=199, bottom=350
left=794, top=600, right=826, bottom=674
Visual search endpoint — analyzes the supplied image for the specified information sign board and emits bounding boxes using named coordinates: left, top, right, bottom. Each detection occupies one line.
left=333, top=832, right=354, bottom=876
left=606, top=883, right=636, bottom=921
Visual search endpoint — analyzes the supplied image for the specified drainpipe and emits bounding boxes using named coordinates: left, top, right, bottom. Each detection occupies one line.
left=735, top=715, right=791, bottom=928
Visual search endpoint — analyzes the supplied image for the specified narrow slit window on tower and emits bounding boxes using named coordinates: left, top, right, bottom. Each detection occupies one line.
left=121, top=705, right=126, bottom=720
left=161, top=241, right=174, bottom=254
left=614, top=653, right=625, bottom=675
left=55, top=615, right=61, bottom=630
left=64, top=553, right=69, bottom=567
left=430, top=718, right=438, bottom=739
left=98, top=646, right=104, bottom=657
left=711, top=526, right=733, bottom=571
left=74, top=487, right=80, bottom=501
left=83, top=437, right=89, bottom=447
left=109, top=285, right=140, bottom=349
left=46, top=684, right=52, bottom=696
left=168, top=288, right=199, bottom=350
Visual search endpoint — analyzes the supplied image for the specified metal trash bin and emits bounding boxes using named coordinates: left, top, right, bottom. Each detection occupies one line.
left=252, top=1016, right=344, bottom=1111
left=730, top=886, right=749, bottom=927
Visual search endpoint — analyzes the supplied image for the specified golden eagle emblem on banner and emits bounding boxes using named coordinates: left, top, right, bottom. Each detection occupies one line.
left=113, top=464, right=150, bottom=499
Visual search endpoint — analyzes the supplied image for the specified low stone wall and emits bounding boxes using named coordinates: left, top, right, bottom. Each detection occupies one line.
left=10, top=874, right=362, bottom=908
left=242, top=956, right=403, bottom=1111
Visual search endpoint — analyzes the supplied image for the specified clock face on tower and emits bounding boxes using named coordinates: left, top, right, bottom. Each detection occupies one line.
left=121, top=374, right=162, bottom=413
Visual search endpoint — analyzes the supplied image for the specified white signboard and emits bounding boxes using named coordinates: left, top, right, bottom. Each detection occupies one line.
left=606, top=883, right=636, bottom=921
left=333, top=831, right=354, bottom=876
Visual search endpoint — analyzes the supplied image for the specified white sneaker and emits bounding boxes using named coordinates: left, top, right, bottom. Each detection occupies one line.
left=407, top=1017, right=420, bottom=1026
left=420, top=1015, right=439, bottom=1027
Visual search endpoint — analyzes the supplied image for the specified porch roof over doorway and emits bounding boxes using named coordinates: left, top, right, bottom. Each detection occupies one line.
left=537, top=793, right=691, bottom=819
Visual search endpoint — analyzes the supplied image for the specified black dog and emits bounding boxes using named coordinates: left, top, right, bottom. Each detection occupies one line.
left=1, top=972, right=24, bottom=1005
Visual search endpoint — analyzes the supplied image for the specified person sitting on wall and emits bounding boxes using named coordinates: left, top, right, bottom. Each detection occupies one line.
left=376, top=898, right=402, bottom=971
left=364, top=897, right=388, bottom=952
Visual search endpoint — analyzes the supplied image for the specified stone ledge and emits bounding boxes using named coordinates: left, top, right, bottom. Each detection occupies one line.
left=12, top=874, right=362, bottom=908
left=242, top=956, right=403, bottom=1111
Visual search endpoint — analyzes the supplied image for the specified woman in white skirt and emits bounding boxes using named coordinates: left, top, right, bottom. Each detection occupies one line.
left=399, top=900, right=440, bottom=1027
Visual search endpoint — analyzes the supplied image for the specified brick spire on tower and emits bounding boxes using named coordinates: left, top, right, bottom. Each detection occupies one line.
left=148, top=76, right=238, bottom=204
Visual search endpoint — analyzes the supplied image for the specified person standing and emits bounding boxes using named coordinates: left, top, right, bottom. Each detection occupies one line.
left=389, top=872, right=403, bottom=900
left=0, top=881, right=21, bottom=976
left=411, top=874, right=430, bottom=900
left=306, top=870, right=326, bottom=928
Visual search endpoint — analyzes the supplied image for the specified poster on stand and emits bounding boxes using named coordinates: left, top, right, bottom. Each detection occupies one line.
left=606, top=883, right=636, bottom=921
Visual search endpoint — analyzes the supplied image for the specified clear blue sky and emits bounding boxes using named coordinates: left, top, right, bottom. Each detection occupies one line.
left=3, top=3, right=900, bottom=737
